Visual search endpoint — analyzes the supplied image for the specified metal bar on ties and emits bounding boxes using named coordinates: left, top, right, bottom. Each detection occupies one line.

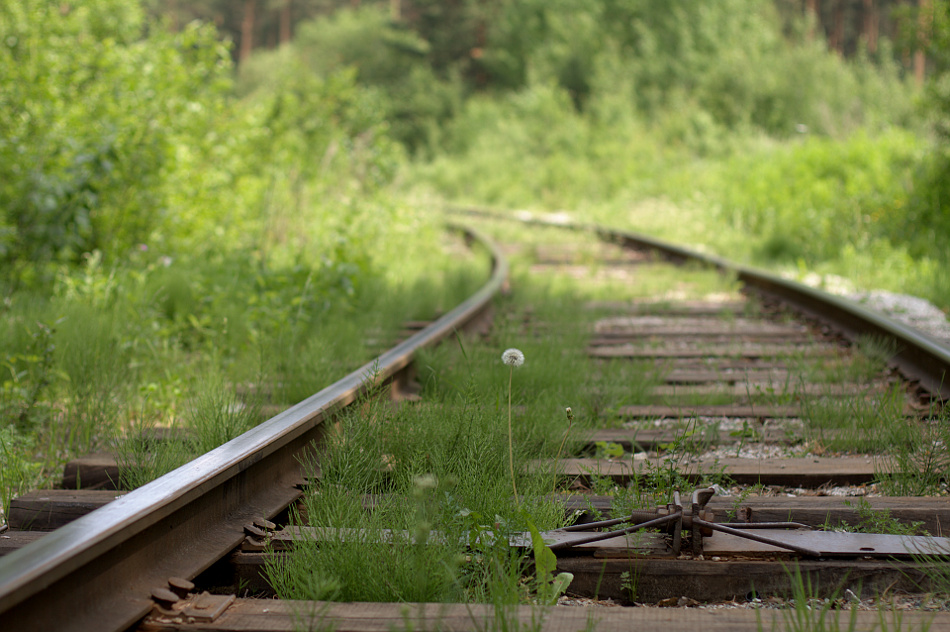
left=718, top=522, right=813, bottom=530
left=693, top=518, right=822, bottom=557
left=561, top=511, right=661, bottom=532
left=548, top=514, right=681, bottom=551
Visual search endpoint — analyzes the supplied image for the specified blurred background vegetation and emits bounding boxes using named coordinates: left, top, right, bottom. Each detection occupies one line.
left=139, top=0, right=949, bottom=301
left=1, top=0, right=948, bottom=507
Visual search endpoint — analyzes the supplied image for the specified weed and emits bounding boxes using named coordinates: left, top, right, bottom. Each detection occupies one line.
left=758, top=564, right=860, bottom=632
left=3, top=319, right=58, bottom=434
left=727, top=483, right=767, bottom=521
left=619, top=570, right=638, bottom=603
left=524, top=517, right=573, bottom=605
left=551, top=406, right=575, bottom=493
left=266, top=359, right=568, bottom=606
left=186, top=374, right=262, bottom=454
left=0, top=426, right=43, bottom=520
left=593, top=441, right=624, bottom=460
left=802, top=384, right=909, bottom=454
left=877, top=414, right=950, bottom=496
left=825, top=498, right=928, bottom=536
left=502, top=348, right=526, bottom=504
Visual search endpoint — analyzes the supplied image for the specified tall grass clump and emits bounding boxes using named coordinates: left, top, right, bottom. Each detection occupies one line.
left=876, top=409, right=950, bottom=497
left=266, top=376, right=568, bottom=605
left=758, top=564, right=860, bottom=632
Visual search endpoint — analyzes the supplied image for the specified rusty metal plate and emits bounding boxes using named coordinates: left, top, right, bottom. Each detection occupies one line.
left=703, top=529, right=950, bottom=557
left=182, top=592, right=235, bottom=622
left=512, top=530, right=668, bottom=554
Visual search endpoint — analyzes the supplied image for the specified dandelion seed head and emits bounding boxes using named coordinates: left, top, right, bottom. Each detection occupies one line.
left=501, top=348, right=525, bottom=368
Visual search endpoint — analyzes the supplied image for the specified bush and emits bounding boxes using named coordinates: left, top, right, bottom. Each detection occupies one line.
left=703, top=130, right=920, bottom=264
left=481, top=0, right=911, bottom=141
left=0, top=1, right=232, bottom=280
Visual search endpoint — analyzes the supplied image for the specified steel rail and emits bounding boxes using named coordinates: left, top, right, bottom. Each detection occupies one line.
left=0, top=225, right=508, bottom=632
left=452, top=206, right=950, bottom=401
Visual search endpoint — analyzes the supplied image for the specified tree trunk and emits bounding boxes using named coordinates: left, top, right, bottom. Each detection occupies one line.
left=167, top=0, right=178, bottom=31
left=806, top=0, right=820, bottom=39
left=916, top=0, right=933, bottom=86
left=830, top=0, right=845, bottom=54
left=862, top=0, right=878, bottom=53
left=280, top=0, right=292, bottom=45
left=239, top=0, right=257, bottom=64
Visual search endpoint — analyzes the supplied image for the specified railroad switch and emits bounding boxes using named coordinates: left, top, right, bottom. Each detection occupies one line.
left=539, top=487, right=950, bottom=560
left=541, top=487, right=818, bottom=557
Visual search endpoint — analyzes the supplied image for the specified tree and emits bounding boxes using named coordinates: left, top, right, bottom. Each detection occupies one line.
left=0, top=0, right=232, bottom=282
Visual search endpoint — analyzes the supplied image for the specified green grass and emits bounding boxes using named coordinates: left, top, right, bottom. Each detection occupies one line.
left=756, top=564, right=935, bottom=632
left=823, top=498, right=927, bottom=536
left=0, top=219, right=489, bottom=516
left=266, top=380, right=569, bottom=604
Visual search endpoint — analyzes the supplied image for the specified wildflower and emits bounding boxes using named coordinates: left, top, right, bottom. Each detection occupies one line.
left=502, top=347, right=525, bottom=504
left=501, top=348, right=525, bottom=367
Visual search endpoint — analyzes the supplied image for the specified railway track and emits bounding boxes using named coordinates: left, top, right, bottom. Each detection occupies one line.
left=2, top=214, right=950, bottom=631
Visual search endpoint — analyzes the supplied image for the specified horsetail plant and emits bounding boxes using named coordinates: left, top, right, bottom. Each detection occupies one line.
left=553, top=406, right=575, bottom=494
left=501, top=348, right=525, bottom=504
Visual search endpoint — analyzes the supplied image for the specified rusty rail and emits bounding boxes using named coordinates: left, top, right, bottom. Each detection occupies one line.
left=452, top=207, right=950, bottom=401
left=0, top=225, right=508, bottom=632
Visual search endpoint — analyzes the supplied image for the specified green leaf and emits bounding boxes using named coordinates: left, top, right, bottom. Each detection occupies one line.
left=526, top=518, right=556, bottom=578
left=551, top=572, right=574, bottom=600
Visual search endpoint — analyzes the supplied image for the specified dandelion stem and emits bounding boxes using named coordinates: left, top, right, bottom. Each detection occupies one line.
left=508, top=365, right=519, bottom=504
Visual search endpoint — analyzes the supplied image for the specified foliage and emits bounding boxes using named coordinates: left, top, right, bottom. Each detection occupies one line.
left=239, top=6, right=463, bottom=152
left=830, top=498, right=928, bottom=536
left=0, top=0, right=406, bottom=285
left=703, top=130, right=921, bottom=263
left=0, top=1, right=232, bottom=282
left=265, top=379, right=568, bottom=605
left=482, top=0, right=909, bottom=136
left=525, top=518, right=573, bottom=605
left=0, top=426, right=44, bottom=519
left=0, top=0, right=486, bottom=517
left=903, top=1, right=950, bottom=273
